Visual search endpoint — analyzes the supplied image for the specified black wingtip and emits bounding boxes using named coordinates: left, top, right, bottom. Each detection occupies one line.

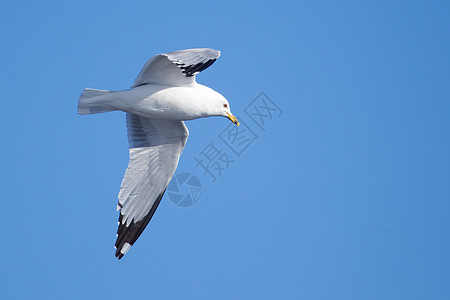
left=180, top=59, right=217, bottom=77
left=114, top=188, right=167, bottom=260
left=115, top=246, right=124, bottom=259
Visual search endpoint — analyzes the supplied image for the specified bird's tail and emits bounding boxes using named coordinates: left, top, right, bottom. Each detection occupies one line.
left=78, top=88, right=117, bottom=115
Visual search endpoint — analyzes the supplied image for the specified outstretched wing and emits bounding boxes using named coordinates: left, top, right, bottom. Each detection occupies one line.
left=115, top=113, right=189, bottom=259
left=132, top=48, right=221, bottom=87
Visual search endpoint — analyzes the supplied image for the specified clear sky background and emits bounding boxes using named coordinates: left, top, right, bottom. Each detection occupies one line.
left=1, top=1, right=449, bottom=299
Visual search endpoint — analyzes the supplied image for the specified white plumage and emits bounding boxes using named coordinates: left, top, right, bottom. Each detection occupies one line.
left=78, top=48, right=239, bottom=259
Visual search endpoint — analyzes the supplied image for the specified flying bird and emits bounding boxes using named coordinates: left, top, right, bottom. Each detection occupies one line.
left=78, top=48, right=239, bottom=259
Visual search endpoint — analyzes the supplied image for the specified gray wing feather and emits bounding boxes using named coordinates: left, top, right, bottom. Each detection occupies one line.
left=132, top=48, right=220, bottom=87
left=115, top=113, right=189, bottom=259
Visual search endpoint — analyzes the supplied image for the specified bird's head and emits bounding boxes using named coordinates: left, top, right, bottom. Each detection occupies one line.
left=214, top=94, right=239, bottom=126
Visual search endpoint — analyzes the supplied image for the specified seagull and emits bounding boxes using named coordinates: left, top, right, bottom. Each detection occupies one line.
left=78, top=48, right=239, bottom=259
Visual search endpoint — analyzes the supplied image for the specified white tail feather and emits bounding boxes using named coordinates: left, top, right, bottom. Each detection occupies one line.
left=78, top=88, right=116, bottom=115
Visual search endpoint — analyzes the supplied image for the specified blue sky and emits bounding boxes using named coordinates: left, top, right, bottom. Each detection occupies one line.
left=1, top=0, right=449, bottom=299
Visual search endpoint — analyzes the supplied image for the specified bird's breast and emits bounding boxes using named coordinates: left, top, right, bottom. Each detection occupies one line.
left=120, top=84, right=216, bottom=120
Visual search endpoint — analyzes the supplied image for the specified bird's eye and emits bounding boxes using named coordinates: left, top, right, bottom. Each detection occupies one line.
left=223, top=104, right=228, bottom=108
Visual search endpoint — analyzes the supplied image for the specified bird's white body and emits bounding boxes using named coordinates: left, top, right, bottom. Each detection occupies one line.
left=84, top=83, right=227, bottom=121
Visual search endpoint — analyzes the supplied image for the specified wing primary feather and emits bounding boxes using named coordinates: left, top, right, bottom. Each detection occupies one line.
left=180, top=59, right=217, bottom=77
left=114, top=188, right=167, bottom=259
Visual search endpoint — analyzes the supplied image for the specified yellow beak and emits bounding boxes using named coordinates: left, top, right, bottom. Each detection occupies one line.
left=226, top=112, right=240, bottom=126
